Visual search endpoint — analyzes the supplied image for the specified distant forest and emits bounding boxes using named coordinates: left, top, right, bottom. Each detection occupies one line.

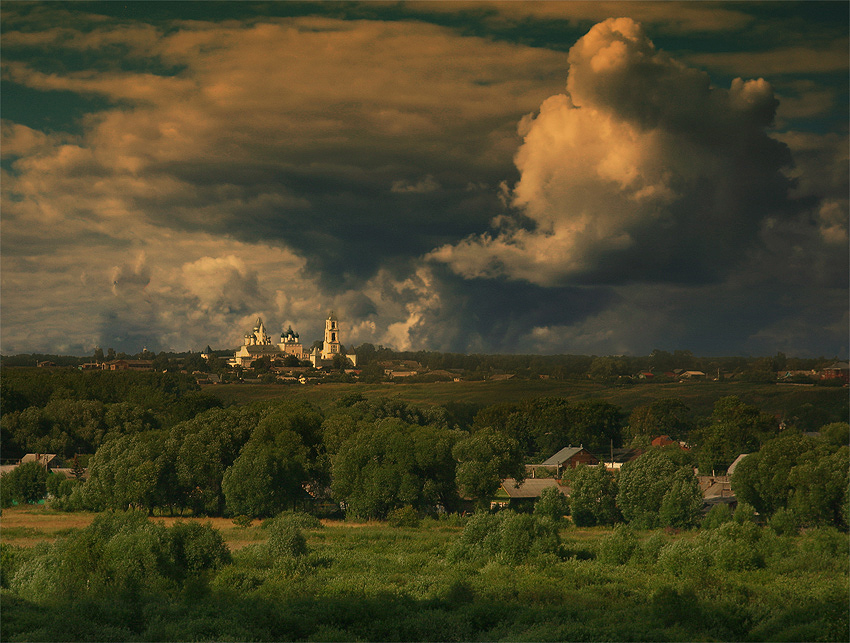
left=0, top=346, right=841, bottom=382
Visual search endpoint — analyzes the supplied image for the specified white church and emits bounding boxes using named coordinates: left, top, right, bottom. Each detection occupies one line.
left=229, top=312, right=356, bottom=369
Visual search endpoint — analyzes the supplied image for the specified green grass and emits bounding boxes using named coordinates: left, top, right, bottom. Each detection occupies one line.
left=2, top=517, right=847, bottom=641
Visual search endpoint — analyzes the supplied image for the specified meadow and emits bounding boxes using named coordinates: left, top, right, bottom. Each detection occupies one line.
left=207, top=378, right=847, bottom=425
left=2, top=505, right=847, bottom=642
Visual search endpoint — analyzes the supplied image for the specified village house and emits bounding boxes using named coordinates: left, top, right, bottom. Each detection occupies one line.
left=527, top=446, right=599, bottom=478
left=103, top=359, right=154, bottom=371
left=493, top=477, right=570, bottom=510
left=821, top=361, right=849, bottom=384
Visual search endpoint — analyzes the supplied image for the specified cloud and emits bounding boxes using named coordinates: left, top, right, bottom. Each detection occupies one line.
left=2, top=15, right=569, bottom=287
left=0, top=9, right=846, bottom=358
left=417, top=1, right=755, bottom=34
left=432, top=17, right=795, bottom=287
left=686, top=40, right=849, bottom=77
left=391, top=175, right=440, bottom=194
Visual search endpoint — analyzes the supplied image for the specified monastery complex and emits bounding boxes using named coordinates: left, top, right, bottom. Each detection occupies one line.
left=229, top=312, right=356, bottom=369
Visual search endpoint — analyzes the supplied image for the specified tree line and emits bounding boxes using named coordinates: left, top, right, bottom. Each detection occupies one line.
left=2, top=374, right=847, bottom=532
left=3, top=346, right=842, bottom=383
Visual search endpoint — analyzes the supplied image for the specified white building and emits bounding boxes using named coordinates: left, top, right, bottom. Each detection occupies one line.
left=309, top=311, right=357, bottom=368
left=229, top=313, right=355, bottom=369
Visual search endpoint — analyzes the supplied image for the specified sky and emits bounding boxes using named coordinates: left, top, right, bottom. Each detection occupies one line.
left=1, top=1, right=847, bottom=358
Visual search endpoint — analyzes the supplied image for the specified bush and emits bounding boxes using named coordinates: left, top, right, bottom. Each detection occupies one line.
left=232, top=515, right=253, bottom=528
left=387, top=505, right=420, bottom=528
left=451, top=510, right=561, bottom=565
left=167, top=521, right=231, bottom=575
left=597, top=524, right=639, bottom=565
left=267, top=520, right=308, bottom=559
left=9, top=511, right=232, bottom=603
left=533, top=486, right=570, bottom=523
left=767, top=507, right=799, bottom=536
left=701, top=503, right=733, bottom=529
left=733, top=502, right=758, bottom=524
left=657, top=539, right=711, bottom=578
left=633, top=531, right=668, bottom=565
left=262, top=511, right=323, bottom=531
left=651, top=585, right=701, bottom=627
left=704, top=521, right=764, bottom=571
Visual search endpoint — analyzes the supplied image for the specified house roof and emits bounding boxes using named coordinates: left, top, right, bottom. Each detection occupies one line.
left=21, top=453, right=59, bottom=466
left=703, top=481, right=733, bottom=498
left=500, top=478, right=570, bottom=499
left=726, top=453, right=749, bottom=476
left=541, top=446, right=587, bottom=466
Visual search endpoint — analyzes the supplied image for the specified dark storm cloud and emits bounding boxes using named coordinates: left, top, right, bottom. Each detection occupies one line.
left=1, top=3, right=846, bottom=357
left=419, top=269, right=619, bottom=353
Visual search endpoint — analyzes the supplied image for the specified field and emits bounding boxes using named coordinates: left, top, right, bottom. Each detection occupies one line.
left=206, top=378, right=847, bottom=419
left=2, top=504, right=848, bottom=642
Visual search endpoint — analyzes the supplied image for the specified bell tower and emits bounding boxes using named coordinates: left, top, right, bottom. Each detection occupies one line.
left=321, top=311, right=340, bottom=360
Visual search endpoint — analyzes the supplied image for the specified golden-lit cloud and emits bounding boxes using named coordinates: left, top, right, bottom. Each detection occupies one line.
left=432, top=18, right=795, bottom=287
left=1, top=5, right=846, bottom=357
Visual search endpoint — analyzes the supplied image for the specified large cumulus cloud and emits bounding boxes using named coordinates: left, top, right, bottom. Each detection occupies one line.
left=431, top=18, right=796, bottom=286
left=1, top=7, right=846, bottom=358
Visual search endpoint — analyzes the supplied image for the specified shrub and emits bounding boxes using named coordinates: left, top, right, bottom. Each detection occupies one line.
left=733, top=502, right=758, bottom=524
left=705, top=521, right=764, bottom=571
left=657, top=539, right=711, bottom=578
left=633, top=531, right=668, bottom=565
left=0, top=543, right=19, bottom=588
left=597, top=524, right=639, bottom=565
left=267, top=520, right=308, bottom=559
left=232, top=515, right=253, bottom=528
left=262, top=511, right=323, bottom=531
left=387, top=505, right=420, bottom=528
left=651, top=584, right=701, bottom=627
left=167, top=521, right=231, bottom=575
left=533, top=486, right=570, bottom=523
left=451, top=510, right=561, bottom=565
left=767, top=507, right=799, bottom=536
left=701, top=503, right=733, bottom=529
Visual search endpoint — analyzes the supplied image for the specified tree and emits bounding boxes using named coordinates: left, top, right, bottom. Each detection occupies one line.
left=730, top=432, right=816, bottom=517
left=173, top=407, right=259, bottom=515
left=732, top=432, right=848, bottom=529
left=453, top=427, right=524, bottom=508
left=658, top=468, right=703, bottom=529
left=83, top=431, right=177, bottom=513
left=695, top=396, right=778, bottom=474
left=788, top=446, right=849, bottom=529
left=821, top=422, right=850, bottom=447
left=358, top=362, right=385, bottom=383
left=627, top=399, right=692, bottom=442
left=3, top=461, right=49, bottom=505
left=222, top=431, right=308, bottom=518
left=567, top=464, right=619, bottom=527
left=332, top=418, right=459, bottom=519
left=534, top=486, right=570, bottom=523
left=617, top=449, right=680, bottom=527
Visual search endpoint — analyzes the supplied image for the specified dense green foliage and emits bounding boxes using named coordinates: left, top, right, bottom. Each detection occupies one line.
left=694, top=396, right=779, bottom=473
left=0, top=462, right=49, bottom=507
left=731, top=428, right=849, bottom=530
left=0, top=369, right=221, bottom=459
left=2, top=512, right=847, bottom=642
left=566, top=463, right=619, bottom=527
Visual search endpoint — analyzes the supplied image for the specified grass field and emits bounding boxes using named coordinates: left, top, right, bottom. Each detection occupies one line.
left=205, top=378, right=848, bottom=420
left=3, top=504, right=847, bottom=641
